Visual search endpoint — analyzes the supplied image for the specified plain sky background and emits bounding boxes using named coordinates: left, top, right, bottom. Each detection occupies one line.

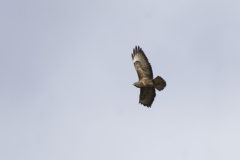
left=1, top=0, right=240, bottom=160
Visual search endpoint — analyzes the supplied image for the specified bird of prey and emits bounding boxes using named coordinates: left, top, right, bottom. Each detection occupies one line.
left=131, top=46, right=166, bottom=107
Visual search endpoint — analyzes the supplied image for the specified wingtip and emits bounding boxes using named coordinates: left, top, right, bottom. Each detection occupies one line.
left=135, top=46, right=142, bottom=52
left=132, top=45, right=143, bottom=57
left=139, top=102, right=152, bottom=108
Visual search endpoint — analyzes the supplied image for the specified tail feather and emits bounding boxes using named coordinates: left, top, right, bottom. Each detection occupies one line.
left=153, top=76, right=166, bottom=91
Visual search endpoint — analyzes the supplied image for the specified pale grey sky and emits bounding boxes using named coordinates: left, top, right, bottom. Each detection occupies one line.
left=1, top=0, right=240, bottom=160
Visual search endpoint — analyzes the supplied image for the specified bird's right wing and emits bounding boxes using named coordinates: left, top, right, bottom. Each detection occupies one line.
left=139, top=87, right=156, bottom=107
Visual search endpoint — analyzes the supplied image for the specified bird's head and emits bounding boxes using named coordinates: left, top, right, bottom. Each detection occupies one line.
left=133, top=82, right=139, bottom=88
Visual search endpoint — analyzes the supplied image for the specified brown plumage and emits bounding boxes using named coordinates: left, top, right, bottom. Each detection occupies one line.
left=131, top=46, right=166, bottom=107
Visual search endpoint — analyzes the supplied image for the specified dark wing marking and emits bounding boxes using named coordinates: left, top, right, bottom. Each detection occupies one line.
left=132, top=46, right=153, bottom=80
left=133, top=61, right=145, bottom=80
left=139, top=87, right=156, bottom=107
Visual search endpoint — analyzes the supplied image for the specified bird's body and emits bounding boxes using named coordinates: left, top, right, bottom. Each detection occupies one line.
left=131, top=46, right=166, bottom=108
left=133, top=79, right=154, bottom=88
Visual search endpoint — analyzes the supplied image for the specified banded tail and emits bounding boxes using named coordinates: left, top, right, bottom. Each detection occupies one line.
left=153, top=76, right=166, bottom=91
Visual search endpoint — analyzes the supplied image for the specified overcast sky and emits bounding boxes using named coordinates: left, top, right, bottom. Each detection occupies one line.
left=1, top=0, right=240, bottom=160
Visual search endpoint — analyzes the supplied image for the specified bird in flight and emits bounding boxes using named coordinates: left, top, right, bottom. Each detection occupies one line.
left=131, top=46, right=166, bottom=108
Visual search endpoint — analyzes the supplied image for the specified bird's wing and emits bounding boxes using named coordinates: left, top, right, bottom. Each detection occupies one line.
left=139, top=87, right=156, bottom=107
left=132, top=46, right=153, bottom=80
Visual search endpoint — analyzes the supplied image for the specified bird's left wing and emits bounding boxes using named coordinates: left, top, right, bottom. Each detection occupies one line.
left=132, top=46, right=153, bottom=80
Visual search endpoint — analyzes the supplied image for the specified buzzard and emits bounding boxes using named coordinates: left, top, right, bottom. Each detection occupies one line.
left=131, top=46, right=166, bottom=107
